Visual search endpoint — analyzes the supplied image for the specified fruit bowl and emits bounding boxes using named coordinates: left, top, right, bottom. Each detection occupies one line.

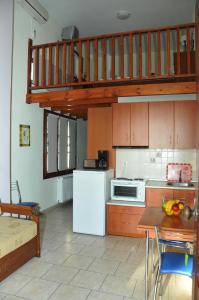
left=162, top=199, right=184, bottom=216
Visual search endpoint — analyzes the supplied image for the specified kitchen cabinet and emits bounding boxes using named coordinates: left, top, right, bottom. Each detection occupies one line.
left=112, top=103, right=131, bottom=146
left=146, top=188, right=173, bottom=207
left=130, top=102, right=149, bottom=146
left=112, top=102, right=149, bottom=146
left=173, top=189, right=195, bottom=208
left=174, top=101, right=196, bottom=149
left=149, top=102, right=174, bottom=148
left=146, top=188, right=196, bottom=208
left=87, top=107, right=116, bottom=169
left=149, top=100, right=196, bottom=149
left=107, top=204, right=145, bottom=237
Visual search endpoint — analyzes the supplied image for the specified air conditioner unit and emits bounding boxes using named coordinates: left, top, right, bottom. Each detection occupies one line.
left=18, top=0, right=49, bottom=24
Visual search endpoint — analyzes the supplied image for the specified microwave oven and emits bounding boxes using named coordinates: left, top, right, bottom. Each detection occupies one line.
left=111, top=179, right=145, bottom=202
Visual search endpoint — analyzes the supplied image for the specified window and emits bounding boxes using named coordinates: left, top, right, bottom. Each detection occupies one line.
left=43, top=110, right=77, bottom=179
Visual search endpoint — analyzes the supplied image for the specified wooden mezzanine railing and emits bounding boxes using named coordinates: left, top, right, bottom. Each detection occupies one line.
left=27, top=23, right=196, bottom=93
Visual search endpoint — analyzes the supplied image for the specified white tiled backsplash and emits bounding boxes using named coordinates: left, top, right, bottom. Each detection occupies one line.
left=116, top=149, right=197, bottom=181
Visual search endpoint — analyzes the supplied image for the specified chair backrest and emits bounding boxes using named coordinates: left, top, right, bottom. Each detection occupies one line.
left=154, top=225, right=162, bottom=269
left=10, top=180, right=22, bottom=203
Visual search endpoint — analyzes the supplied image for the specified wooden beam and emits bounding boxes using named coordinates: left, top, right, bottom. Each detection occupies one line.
left=39, top=97, right=117, bottom=108
left=27, top=82, right=196, bottom=104
left=51, top=103, right=111, bottom=111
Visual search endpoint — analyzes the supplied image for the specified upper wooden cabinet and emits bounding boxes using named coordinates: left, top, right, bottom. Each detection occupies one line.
left=112, top=102, right=149, bottom=146
left=112, top=103, right=131, bottom=146
left=87, top=107, right=116, bottom=169
left=149, top=102, right=174, bottom=148
left=130, top=103, right=149, bottom=146
left=149, top=100, right=196, bottom=149
left=174, top=101, right=196, bottom=149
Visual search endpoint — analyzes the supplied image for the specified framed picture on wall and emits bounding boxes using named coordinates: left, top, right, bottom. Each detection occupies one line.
left=19, top=124, right=30, bottom=147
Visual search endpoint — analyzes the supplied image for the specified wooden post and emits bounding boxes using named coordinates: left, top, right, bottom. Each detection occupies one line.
left=27, top=39, right=33, bottom=94
left=176, top=28, right=181, bottom=75
left=111, top=37, right=115, bottom=80
left=48, top=46, right=53, bottom=86
left=166, top=30, right=171, bottom=75
left=103, top=39, right=107, bottom=80
left=94, top=39, right=98, bottom=81
left=63, top=43, right=67, bottom=83
left=120, top=35, right=124, bottom=79
left=41, top=46, right=46, bottom=87
left=129, top=34, right=133, bottom=79
left=56, top=44, right=60, bottom=84
left=157, top=31, right=161, bottom=76
left=148, top=32, right=151, bottom=78
left=86, top=40, right=90, bottom=82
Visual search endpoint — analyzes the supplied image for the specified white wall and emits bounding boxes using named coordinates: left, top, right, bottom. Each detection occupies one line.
left=0, top=0, right=14, bottom=202
left=11, top=2, right=62, bottom=209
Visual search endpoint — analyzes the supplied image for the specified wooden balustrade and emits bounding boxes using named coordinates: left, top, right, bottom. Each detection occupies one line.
left=27, top=23, right=196, bottom=92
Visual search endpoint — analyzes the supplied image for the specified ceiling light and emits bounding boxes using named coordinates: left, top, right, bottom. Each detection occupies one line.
left=116, top=10, right=131, bottom=20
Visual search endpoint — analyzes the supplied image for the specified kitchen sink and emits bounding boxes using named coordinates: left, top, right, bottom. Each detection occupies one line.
left=167, top=182, right=194, bottom=187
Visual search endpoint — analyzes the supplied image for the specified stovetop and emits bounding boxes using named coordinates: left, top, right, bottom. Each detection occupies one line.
left=116, top=177, right=145, bottom=181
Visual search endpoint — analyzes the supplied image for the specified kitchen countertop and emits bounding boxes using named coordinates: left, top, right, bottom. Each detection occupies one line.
left=145, top=180, right=197, bottom=190
left=107, top=200, right=146, bottom=207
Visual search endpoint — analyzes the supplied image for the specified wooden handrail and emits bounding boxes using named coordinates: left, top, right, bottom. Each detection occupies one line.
left=30, top=22, right=195, bottom=49
left=27, top=22, right=196, bottom=92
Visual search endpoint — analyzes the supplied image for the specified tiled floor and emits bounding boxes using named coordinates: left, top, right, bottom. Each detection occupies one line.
left=0, top=202, right=192, bottom=300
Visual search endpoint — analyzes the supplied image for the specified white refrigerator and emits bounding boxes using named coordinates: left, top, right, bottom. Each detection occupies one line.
left=73, top=169, right=114, bottom=236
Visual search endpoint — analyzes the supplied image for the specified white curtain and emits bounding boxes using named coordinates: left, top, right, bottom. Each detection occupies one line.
left=58, top=117, right=68, bottom=171
left=47, top=114, right=58, bottom=173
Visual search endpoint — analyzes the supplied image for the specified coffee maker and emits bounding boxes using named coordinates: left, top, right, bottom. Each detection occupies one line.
left=98, top=150, right=109, bottom=170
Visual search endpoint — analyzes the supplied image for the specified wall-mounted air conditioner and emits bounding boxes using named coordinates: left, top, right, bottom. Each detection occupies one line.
left=18, top=0, right=49, bottom=24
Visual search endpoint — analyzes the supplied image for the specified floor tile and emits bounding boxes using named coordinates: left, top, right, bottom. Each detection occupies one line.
left=79, top=245, right=106, bottom=258
left=0, top=273, right=32, bottom=295
left=115, top=261, right=141, bottom=278
left=17, top=278, right=59, bottom=300
left=64, top=254, right=94, bottom=269
left=40, top=248, right=72, bottom=265
left=92, top=237, right=118, bottom=249
left=102, top=249, right=130, bottom=262
left=70, top=270, right=106, bottom=290
left=42, top=265, right=79, bottom=283
left=87, top=290, right=123, bottom=300
left=100, top=274, right=136, bottom=297
left=3, top=296, right=30, bottom=300
left=58, top=242, right=86, bottom=254
left=130, top=280, right=145, bottom=300
left=74, top=234, right=97, bottom=246
left=48, top=284, right=90, bottom=300
left=16, top=258, right=53, bottom=278
left=88, top=258, right=120, bottom=274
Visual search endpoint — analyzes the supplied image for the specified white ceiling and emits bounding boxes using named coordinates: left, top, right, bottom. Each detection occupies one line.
left=40, top=0, right=195, bottom=37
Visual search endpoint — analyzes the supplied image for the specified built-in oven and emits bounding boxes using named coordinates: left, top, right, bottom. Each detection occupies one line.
left=111, top=178, right=145, bottom=202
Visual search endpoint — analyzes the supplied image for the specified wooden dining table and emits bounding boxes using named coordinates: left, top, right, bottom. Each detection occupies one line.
left=137, top=207, right=196, bottom=300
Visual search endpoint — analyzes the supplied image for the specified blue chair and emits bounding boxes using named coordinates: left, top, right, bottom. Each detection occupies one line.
left=153, top=225, right=193, bottom=300
left=11, top=180, right=39, bottom=214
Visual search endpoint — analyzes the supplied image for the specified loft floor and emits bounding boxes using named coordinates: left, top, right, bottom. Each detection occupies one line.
left=0, top=202, right=192, bottom=299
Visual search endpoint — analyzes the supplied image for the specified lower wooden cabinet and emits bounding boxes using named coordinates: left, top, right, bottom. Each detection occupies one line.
left=146, top=188, right=196, bottom=208
left=107, top=205, right=145, bottom=237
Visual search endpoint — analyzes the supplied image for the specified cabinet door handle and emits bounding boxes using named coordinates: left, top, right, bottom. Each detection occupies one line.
left=176, top=135, right=179, bottom=145
left=170, top=135, right=172, bottom=146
